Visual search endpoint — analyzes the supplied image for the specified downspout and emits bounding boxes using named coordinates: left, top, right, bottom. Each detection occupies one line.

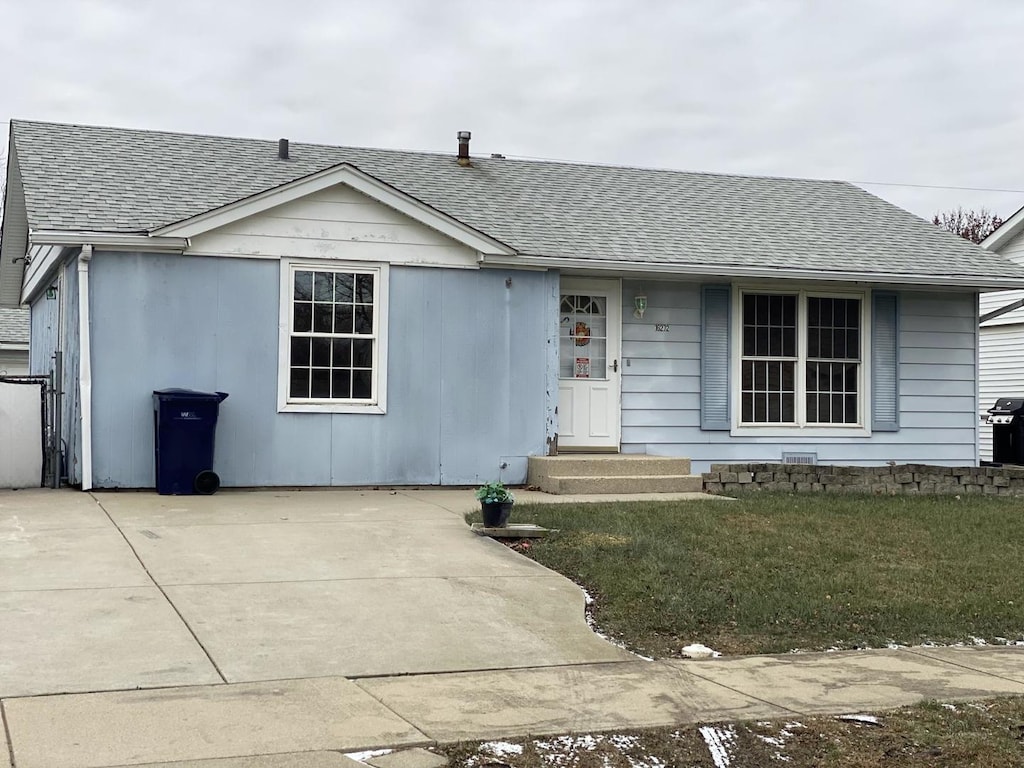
left=78, top=245, right=93, bottom=490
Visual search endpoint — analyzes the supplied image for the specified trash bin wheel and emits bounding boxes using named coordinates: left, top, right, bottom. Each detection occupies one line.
left=193, top=470, right=221, bottom=495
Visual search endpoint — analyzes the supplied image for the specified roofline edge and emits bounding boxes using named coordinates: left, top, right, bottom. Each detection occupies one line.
left=481, top=254, right=1024, bottom=290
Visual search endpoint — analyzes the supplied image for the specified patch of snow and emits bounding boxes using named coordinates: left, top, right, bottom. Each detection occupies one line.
left=345, top=749, right=393, bottom=763
left=970, top=636, right=989, bottom=646
left=626, top=756, right=667, bottom=768
left=837, top=714, right=882, bottom=726
left=534, top=734, right=600, bottom=752
left=681, top=643, right=721, bottom=659
left=699, top=724, right=737, bottom=768
left=941, top=703, right=958, bottom=711
left=480, top=741, right=524, bottom=757
left=609, top=734, right=640, bottom=749
left=754, top=721, right=804, bottom=763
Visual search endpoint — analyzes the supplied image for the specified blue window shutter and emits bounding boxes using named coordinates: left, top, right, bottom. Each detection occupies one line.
left=701, top=285, right=731, bottom=430
left=871, top=292, right=900, bottom=432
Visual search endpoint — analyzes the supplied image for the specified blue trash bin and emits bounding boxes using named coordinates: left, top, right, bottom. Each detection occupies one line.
left=152, top=389, right=229, bottom=495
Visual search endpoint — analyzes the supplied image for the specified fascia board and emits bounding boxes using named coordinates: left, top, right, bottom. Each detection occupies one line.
left=481, top=253, right=1024, bottom=290
left=22, top=244, right=68, bottom=304
left=22, top=233, right=189, bottom=303
left=982, top=205, right=1024, bottom=251
left=28, top=231, right=188, bottom=252
left=151, top=163, right=516, bottom=257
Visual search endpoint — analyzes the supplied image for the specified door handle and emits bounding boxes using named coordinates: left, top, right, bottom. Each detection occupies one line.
left=612, top=359, right=618, bottom=373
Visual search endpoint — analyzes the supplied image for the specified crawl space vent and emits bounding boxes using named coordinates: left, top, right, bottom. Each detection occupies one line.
left=781, top=452, right=817, bottom=465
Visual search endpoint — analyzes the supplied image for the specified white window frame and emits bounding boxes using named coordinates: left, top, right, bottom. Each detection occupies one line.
left=730, top=285, right=871, bottom=437
left=277, top=259, right=389, bottom=414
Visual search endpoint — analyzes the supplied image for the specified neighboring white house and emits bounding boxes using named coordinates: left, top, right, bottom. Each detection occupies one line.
left=979, top=209, right=1024, bottom=461
left=0, top=307, right=29, bottom=375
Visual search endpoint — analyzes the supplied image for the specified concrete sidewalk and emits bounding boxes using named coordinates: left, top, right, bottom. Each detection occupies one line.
left=4, top=646, right=1024, bottom=767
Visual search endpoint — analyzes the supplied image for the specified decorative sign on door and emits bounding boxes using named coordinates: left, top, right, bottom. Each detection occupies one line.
left=560, top=295, right=607, bottom=380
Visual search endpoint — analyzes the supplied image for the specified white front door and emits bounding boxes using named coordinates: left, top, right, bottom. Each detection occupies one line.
left=557, top=278, right=622, bottom=450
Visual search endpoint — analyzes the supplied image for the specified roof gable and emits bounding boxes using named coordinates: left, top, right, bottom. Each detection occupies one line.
left=982, top=203, right=1024, bottom=253
left=153, top=162, right=514, bottom=256
left=185, top=181, right=489, bottom=269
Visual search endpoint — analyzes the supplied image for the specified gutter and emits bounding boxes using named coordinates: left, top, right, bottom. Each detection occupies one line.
left=478, top=254, right=1024, bottom=291
left=29, top=231, right=189, bottom=252
left=78, top=245, right=93, bottom=491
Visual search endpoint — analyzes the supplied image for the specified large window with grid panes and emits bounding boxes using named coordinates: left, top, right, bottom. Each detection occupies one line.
left=738, top=290, right=864, bottom=427
left=278, top=261, right=389, bottom=413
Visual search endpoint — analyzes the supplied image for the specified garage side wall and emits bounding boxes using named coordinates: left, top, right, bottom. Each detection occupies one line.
left=29, top=255, right=82, bottom=485
left=87, top=251, right=554, bottom=488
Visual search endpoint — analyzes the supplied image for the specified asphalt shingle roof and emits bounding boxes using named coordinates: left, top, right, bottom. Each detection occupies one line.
left=10, top=119, right=1021, bottom=281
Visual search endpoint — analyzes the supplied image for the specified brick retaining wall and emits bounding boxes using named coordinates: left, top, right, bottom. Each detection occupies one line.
left=702, top=463, right=1024, bottom=496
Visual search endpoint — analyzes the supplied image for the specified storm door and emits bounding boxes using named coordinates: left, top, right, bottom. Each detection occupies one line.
left=557, top=278, right=622, bottom=450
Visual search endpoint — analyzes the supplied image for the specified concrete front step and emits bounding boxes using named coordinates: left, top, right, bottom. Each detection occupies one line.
left=528, top=455, right=691, bottom=483
left=544, top=474, right=705, bottom=495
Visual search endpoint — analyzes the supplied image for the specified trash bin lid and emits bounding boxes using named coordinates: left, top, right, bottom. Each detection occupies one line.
left=153, top=388, right=229, bottom=402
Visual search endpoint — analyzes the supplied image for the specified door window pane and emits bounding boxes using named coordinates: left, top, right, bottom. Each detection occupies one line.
left=559, top=294, right=608, bottom=380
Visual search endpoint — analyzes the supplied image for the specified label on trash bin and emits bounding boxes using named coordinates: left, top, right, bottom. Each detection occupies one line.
left=178, top=411, right=201, bottom=420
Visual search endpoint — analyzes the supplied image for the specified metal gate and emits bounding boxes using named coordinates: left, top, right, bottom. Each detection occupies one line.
left=0, top=374, right=57, bottom=488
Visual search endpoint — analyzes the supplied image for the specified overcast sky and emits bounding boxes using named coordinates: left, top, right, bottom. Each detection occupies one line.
left=3, top=0, right=1023, bottom=221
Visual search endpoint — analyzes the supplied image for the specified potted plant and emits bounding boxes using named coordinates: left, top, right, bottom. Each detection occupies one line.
left=475, top=481, right=515, bottom=528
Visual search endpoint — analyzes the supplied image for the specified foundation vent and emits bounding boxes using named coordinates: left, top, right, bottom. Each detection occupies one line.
left=782, top=452, right=817, bottom=465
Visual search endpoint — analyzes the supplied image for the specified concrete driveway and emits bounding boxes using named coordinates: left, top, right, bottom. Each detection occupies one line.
left=0, top=487, right=631, bottom=699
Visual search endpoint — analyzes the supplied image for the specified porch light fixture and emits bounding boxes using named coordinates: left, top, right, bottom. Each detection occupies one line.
left=46, top=284, right=58, bottom=300
left=633, top=294, right=648, bottom=319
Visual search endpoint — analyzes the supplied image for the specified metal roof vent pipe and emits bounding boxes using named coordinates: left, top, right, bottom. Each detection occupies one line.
left=457, top=130, right=471, bottom=166
left=278, top=138, right=289, bottom=160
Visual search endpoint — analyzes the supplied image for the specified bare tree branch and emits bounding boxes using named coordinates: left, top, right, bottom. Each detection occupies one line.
left=932, top=206, right=1004, bottom=244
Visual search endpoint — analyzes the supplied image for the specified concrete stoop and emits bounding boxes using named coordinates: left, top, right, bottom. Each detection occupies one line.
left=527, top=455, right=704, bottom=495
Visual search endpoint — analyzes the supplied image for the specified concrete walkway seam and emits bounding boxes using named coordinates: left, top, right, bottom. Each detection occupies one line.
left=1, top=700, right=14, bottom=768
left=903, top=646, right=1024, bottom=685
left=91, top=493, right=229, bottom=685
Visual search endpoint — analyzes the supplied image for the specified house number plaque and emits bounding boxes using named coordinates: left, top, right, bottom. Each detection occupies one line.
left=655, top=324, right=670, bottom=332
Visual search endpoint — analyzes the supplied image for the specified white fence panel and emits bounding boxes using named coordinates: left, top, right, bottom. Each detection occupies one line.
left=0, top=381, right=42, bottom=487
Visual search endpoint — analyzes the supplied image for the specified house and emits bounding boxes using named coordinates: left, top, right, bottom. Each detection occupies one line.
left=3, top=119, right=1024, bottom=491
left=979, top=208, right=1024, bottom=461
left=0, top=308, right=29, bottom=374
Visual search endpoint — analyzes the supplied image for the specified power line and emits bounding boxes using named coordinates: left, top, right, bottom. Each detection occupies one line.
left=851, top=179, right=1024, bottom=195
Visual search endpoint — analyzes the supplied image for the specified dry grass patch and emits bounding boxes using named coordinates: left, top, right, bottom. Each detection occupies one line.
left=441, top=696, right=1024, bottom=767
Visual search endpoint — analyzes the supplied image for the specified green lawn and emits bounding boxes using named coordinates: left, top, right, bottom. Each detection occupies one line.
left=491, top=493, right=1024, bottom=656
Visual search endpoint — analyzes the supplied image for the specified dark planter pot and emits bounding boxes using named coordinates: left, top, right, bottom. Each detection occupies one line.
left=481, top=501, right=513, bottom=528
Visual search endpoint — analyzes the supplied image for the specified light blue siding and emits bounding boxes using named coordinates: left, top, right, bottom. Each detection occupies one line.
left=621, top=280, right=979, bottom=471
left=87, top=252, right=554, bottom=488
left=29, top=290, right=58, bottom=375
